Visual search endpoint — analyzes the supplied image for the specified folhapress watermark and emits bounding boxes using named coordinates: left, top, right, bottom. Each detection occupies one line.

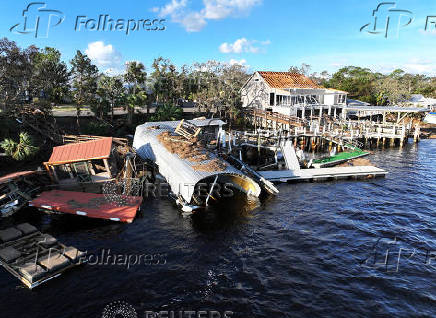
left=75, top=15, right=165, bottom=35
left=82, top=249, right=167, bottom=269
left=10, top=2, right=166, bottom=38
left=360, top=2, right=413, bottom=38
left=360, top=2, right=436, bottom=38
left=361, top=236, right=436, bottom=273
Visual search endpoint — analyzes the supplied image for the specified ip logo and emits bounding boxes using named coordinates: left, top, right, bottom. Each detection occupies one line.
left=360, top=2, right=414, bottom=38
left=102, top=301, right=138, bottom=318
left=10, top=2, right=64, bottom=38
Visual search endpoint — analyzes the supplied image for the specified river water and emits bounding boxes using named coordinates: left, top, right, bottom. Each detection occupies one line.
left=0, top=139, right=435, bottom=318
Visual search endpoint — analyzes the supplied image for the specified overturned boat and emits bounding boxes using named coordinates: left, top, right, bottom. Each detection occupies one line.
left=0, top=171, right=51, bottom=217
left=133, top=120, right=261, bottom=213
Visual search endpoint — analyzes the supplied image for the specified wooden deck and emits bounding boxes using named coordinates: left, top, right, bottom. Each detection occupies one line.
left=259, top=166, right=387, bottom=182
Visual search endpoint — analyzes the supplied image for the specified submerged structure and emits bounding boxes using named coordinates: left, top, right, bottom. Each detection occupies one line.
left=0, top=223, right=85, bottom=289
left=30, top=190, right=143, bottom=223
left=0, top=171, right=50, bottom=217
left=133, top=120, right=261, bottom=212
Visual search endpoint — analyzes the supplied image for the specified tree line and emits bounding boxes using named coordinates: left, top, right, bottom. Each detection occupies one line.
left=1, top=37, right=434, bottom=132
left=290, top=64, right=436, bottom=105
left=0, top=37, right=249, bottom=132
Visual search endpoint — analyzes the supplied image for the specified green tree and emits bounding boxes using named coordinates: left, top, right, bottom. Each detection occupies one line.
left=97, top=75, right=125, bottom=120
left=0, top=38, right=38, bottom=113
left=124, top=61, right=146, bottom=124
left=327, top=66, right=381, bottom=104
left=32, top=47, right=70, bottom=105
left=375, top=75, right=410, bottom=105
left=70, top=50, right=99, bottom=132
left=0, top=132, right=39, bottom=160
left=289, top=63, right=311, bottom=76
left=152, top=103, right=183, bottom=121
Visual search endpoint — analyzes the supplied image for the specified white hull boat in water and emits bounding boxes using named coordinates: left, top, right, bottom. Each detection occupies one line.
left=424, top=112, right=436, bottom=125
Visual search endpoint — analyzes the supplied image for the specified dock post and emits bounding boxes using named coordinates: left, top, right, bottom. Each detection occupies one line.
left=103, top=158, right=112, bottom=178
left=414, top=125, right=420, bottom=143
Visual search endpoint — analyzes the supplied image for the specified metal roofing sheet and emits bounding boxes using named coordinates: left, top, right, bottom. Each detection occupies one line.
left=47, top=137, right=113, bottom=165
left=140, top=119, right=226, bottom=129
left=344, top=106, right=429, bottom=113
left=30, top=190, right=142, bottom=223
left=0, top=171, right=36, bottom=184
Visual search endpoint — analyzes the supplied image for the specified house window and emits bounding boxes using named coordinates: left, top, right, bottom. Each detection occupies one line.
left=338, top=94, right=346, bottom=104
left=270, top=93, right=275, bottom=106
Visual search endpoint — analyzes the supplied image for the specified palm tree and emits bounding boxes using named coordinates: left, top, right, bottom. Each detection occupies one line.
left=97, top=75, right=125, bottom=121
left=153, top=104, right=183, bottom=121
left=124, top=62, right=146, bottom=124
left=0, top=132, right=39, bottom=160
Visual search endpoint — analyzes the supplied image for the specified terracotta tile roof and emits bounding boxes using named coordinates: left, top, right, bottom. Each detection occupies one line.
left=258, top=71, right=321, bottom=89
left=46, top=137, right=113, bottom=165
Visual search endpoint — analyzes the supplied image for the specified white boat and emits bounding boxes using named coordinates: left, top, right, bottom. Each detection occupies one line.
left=424, top=112, right=436, bottom=125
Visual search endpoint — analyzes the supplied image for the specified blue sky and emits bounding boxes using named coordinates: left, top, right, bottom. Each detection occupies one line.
left=1, top=0, right=435, bottom=75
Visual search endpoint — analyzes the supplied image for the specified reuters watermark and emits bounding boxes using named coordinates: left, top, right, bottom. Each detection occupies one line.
left=144, top=311, right=234, bottom=318
left=102, top=302, right=234, bottom=318
left=144, top=182, right=235, bottom=203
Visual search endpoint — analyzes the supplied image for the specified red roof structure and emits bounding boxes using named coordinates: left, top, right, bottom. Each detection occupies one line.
left=30, top=190, right=142, bottom=223
left=46, top=137, right=113, bottom=165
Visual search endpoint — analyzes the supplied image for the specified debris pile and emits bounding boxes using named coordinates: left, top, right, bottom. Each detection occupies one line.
left=0, top=171, right=50, bottom=217
left=192, top=159, right=227, bottom=172
left=157, top=132, right=227, bottom=172
left=337, top=157, right=373, bottom=167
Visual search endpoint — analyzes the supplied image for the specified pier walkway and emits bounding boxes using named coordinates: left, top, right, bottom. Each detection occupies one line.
left=259, top=166, right=387, bottom=183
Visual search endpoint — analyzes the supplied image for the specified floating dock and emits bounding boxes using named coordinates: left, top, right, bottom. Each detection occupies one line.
left=259, top=166, right=387, bottom=182
left=30, top=190, right=142, bottom=223
left=0, top=223, right=85, bottom=289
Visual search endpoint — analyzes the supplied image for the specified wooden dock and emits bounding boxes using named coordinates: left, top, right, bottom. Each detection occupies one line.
left=259, top=166, right=387, bottom=183
left=244, top=109, right=424, bottom=149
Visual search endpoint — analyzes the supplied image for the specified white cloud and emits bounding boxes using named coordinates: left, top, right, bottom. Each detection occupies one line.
left=403, top=61, right=436, bottom=75
left=85, top=41, right=122, bottom=71
left=219, top=37, right=269, bottom=53
left=181, top=11, right=207, bottom=32
left=155, top=0, right=262, bottom=32
left=229, top=58, right=247, bottom=66
left=418, top=29, right=436, bottom=36
left=156, top=0, right=188, bottom=17
left=374, top=58, right=436, bottom=76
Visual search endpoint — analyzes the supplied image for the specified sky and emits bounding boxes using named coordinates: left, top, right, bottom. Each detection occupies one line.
left=0, top=0, right=435, bottom=76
